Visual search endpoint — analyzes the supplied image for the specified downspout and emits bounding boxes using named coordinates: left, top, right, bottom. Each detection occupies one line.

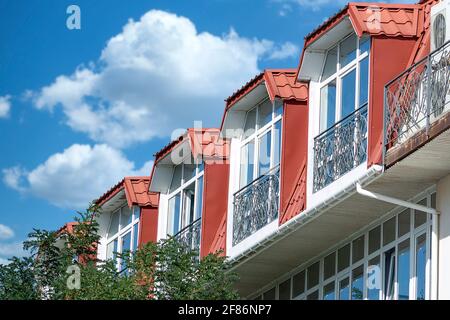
left=356, top=183, right=439, bottom=300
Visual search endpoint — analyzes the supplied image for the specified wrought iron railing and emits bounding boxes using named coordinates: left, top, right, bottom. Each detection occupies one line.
left=232, top=166, right=280, bottom=246
left=174, top=218, right=202, bottom=254
left=385, top=40, right=450, bottom=151
left=313, top=105, right=368, bottom=192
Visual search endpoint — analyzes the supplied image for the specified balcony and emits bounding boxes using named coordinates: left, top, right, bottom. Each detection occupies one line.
left=232, top=166, right=280, bottom=246
left=313, top=105, right=368, bottom=192
left=384, top=41, right=450, bottom=157
left=173, top=218, right=202, bottom=254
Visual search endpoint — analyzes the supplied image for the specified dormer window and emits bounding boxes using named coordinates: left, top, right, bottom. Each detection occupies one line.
left=319, top=34, right=370, bottom=132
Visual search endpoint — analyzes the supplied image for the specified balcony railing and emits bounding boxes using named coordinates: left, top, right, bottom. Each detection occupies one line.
left=174, top=218, right=202, bottom=254
left=232, top=166, right=280, bottom=246
left=313, top=105, right=368, bottom=192
left=385, top=40, right=450, bottom=151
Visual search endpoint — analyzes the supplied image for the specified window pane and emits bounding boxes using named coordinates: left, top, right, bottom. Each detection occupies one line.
left=367, top=256, right=381, bottom=300
left=274, top=100, right=283, bottom=117
left=183, top=183, right=195, bottom=226
left=323, top=282, right=335, bottom=300
left=351, top=265, right=364, bottom=300
left=195, top=176, right=203, bottom=220
left=263, top=287, right=276, bottom=300
left=258, top=131, right=272, bottom=176
left=320, top=80, right=337, bottom=131
left=338, top=244, right=350, bottom=272
left=398, top=239, right=410, bottom=300
left=243, top=108, right=256, bottom=139
left=278, top=279, right=291, bottom=300
left=169, top=164, right=182, bottom=193
left=292, top=270, right=305, bottom=298
left=258, top=99, right=273, bottom=128
left=167, top=193, right=181, bottom=236
left=341, top=69, right=356, bottom=119
left=416, top=234, right=427, bottom=300
left=121, top=231, right=131, bottom=253
left=414, top=199, right=427, bottom=228
left=322, top=46, right=337, bottom=80
left=183, top=162, right=196, bottom=182
left=431, top=193, right=436, bottom=209
left=273, top=120, right=282, bottom=166
left=239, top=141, right=255, bottom=188
left=108, top=210, right=120, bottom=237
left=133, top=223, right=139, bottom=251
left=121, top=206, right=132, bottom=228
left=359, top=35, right=370, bottom=55
left=383, top=217, right=396, bottom=246
left=339, top=33, right=357, bottom=67
left=398, top=209, right=411, bottom=238
left=384, top=248, right=395, bottom=300
left=352, top=235, right=365, bottom=263
left=324, top=252, right=336, bottom=280
left=307, top=290, right=319, bottom=300
left=307, top=262, right=320, bottom=290
left=359, top=57, right=369, bottom=107
left=369, top=226, right=381, bottom=254
left=339, top=278, right=350, bottom=300
left=106, top=239, right=117, bottom=260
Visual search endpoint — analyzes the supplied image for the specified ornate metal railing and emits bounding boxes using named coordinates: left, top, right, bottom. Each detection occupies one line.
left=385, top=40, right=450, bottom=151
left=174, top=218, right=202, bottom=254
left=313, top=105, right=368, bottom=192
left=232, top=166, right=280, bottom=246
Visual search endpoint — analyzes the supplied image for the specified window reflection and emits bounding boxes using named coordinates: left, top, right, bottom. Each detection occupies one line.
left=416, top=234, right=427, bottom=300
left=398, top=240, right=410, bottom=300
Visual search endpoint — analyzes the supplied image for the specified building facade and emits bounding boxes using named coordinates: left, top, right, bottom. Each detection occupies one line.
left=83, top=0, right=450, bottom=300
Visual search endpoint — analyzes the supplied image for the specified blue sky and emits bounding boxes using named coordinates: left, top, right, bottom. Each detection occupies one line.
left=0, top=0, right=408, bottom=263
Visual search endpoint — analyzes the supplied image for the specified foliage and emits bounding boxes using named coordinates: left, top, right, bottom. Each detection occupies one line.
left=0, top=203, right=239, bottom=300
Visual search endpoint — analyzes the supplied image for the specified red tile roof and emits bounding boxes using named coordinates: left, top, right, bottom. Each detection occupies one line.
left=95, top=177, right=159, bottom=208
left=225, top=69, right=308, bottom=110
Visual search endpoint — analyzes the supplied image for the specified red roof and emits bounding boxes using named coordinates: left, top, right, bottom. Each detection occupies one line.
left=95, top=177, right=159, bottom=208
left=225, top=69, right=308, bottom=110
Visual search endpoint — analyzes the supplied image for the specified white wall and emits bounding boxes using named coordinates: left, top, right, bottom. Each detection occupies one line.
left=437, top=173, right=450, bottom=299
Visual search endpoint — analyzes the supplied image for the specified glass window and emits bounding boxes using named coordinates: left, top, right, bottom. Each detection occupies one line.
left=414, top=199, right=428, bottom=228
left=258, top=131, right=272, bottom=176
left=359, top=35, right=370, bottom=55
left=341, top=69, right=356, bottom=118
left=416, top=234, right=427, bottom=300
left=195, top=176, right=203, bottom=220
left=324, top=252, right=336, bottom=280
left=183, top=163, right=196, bottom=182
left=108, top=210, right=120, bottom=237
left=339, top=278, right=350, bottom=300
left=351, top=265, right=364, bottom=300
left=398, top=209, right=410, bottom=238
left=121, top=206, right=132, bottom=228
left=239, top=141, right=255, bottom=188
left=320, top=80, right=337, bottom=132
left=339, top=33, right=357, bottom=68
left=384, top=248, right=395, bottom=300
left=170, top=164, right=182, bottom=193
left=352, top=235, right=365, bottom=263
left=121, top=231, right=131, bottom=253
left=274, top=101, right=283, bottom=117
left=359, top=57, right=369, bottom=107
left=133, top=223, right=139, bottom=251
left=307, top=262, right=320, bottom=290
left=183, top=183, right=195, bottom=225
left=398, top=239, right=410, bottom=300
left=278, top=279, right=291, bottom=300
left=307, top=290, right=319, bottom=300
left=323, top=282, right=335, bottom=300
left=431, top=193, right=436, bottom=209
left=292, top=271, right=305, bottom=298
left=322, top=46, right=338, bottom=80
left=273, top=120, right=282, bottom=166
left=263, top=287, right=276, bottom=300
left=243, top=108, right=256, bottom=139
left=167, top=193, right=181, bottom=236
left=338, top=244, right=350, bottom=272
left=383, top=217, right=396, bottom=246
left=367, top=256, right=381, bottom=300
left=258, top=99, right=273, bottom=128
left=369, top=226, right=381, bottom=254
left=106, top=239, right=117, bottom=261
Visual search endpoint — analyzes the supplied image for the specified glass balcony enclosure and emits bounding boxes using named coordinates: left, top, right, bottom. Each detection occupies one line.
left=166, top=158, right=204, bottom=252
left=314, top=33, right=370, bottom=192
left=233, top=98, right=282, bottom=246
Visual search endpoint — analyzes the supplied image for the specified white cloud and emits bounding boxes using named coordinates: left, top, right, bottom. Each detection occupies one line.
left=0, top=257, right=11, bottom=265
left=268, top=42, right=299, bottom=60
left=0, top=95, right=11, bottom=118
left=275, top=0, right=415, bottom=11
left=33, top=10, right=297, bottom=148
left=3, top=144, right=153, bottom=209
left=0, top=242, right=25, bottom=258
left=0, top=224, right=14, bottom=240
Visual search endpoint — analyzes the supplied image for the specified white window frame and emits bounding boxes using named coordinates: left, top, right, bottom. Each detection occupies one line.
left=105, top=205, right=140, bottom=271
left=166, top=161, right=204, bottom=236
left=319, top=33, right=370, bottom=133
